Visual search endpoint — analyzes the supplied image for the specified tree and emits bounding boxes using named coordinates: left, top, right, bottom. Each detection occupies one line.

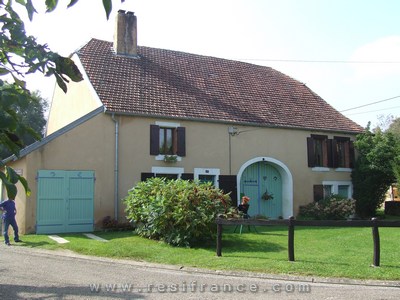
left=352, top=124, right=400, bottom=217
left=0, top=0, right=124, bottom=198
left=387, top=117, right=400, bottom=141
left=0, top=88, right=48, bottom=159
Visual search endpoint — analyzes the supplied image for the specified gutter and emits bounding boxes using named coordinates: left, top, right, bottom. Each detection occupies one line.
left=111, top=113, right=119, bottom=221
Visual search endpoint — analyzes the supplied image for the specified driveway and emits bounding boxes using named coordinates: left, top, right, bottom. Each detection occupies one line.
left=0, top=245, right=399, bottom=299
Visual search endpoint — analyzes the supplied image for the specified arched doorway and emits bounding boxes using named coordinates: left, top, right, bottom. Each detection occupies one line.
left=237, top=157, right=293, bottom=219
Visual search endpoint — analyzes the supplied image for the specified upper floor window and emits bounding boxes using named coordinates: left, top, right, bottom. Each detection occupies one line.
left=333, top=136, right=354, bottom=168
left=150, top=122, right=186, bottom=157
left=307, top=135, right=329, bottom=167
left=307, top=135, right=354, bottom=169
left=159, top=127, right=174, bottom=155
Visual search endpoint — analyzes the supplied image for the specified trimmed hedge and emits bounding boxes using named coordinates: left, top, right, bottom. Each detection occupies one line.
left=124, top=178, right=233, bottom=247
left=298, top=195, right=356, bottom=220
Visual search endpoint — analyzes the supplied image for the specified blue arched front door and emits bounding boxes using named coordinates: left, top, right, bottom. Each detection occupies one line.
left=240, top=162, right=282, bottom=219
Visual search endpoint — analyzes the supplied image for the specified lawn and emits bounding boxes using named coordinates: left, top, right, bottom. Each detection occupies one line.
left=8, top=225, right=400, bottom=281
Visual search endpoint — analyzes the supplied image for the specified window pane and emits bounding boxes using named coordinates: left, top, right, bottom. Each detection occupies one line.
left=337, top=141, right=346, bottom=167
left=338, top=185, right=349, bottom=198
left=155, top=174, right=178, bottom=180
left=159, top=128, right=165, bottom=154
left=159, top=128, right=174, bottom=155
left=199, top=175, right=215, bottom=186
left=166, top=128, right=173, bottom=154
left=314, top=139, right=323, bottom=166
left=323, top=185, right=332, bottom=198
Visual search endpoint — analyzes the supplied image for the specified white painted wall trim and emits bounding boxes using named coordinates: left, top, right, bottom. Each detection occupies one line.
left=312, top=167, right=330, bottom=172
left=237, top=157, right=293, bottom=218
left=194, top=168, right=220, bottom=188
left=155, top=121, right=180, bottom=128
left=71, top=53, right=103, bottom=108
left=322, top=180, right=353, bottom=198
left=151, top=167, right=184, bottom=178
left=335, top=168, right=352, bottom=172
left=155, top=155, right=182, bottom=162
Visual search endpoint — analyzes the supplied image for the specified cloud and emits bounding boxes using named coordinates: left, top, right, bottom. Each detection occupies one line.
left=349, top=36, right=400, bottom=81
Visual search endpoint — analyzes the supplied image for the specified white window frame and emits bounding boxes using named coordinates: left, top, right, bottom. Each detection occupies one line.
left=194, top=168, right=220, bottom=188
left=335, top=168, right=352, bottom=172
left=312, top=167, right=330, bottom=172
left=322, top=180, right=353, bottom=198
left=151, top=167, right=184, bottom=178
left=154, top=121, right=183, bottom=161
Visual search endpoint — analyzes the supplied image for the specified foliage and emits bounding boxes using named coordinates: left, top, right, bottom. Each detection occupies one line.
left=298, top=195, right=356, bottom=220
left=387, top=117, right=400, bottom=141
left=0, top=87, right=47, bottom=159
left=352, top=125, right=400, bottom=217
left=102, top=216, right=133, bottom=230
left=124, top=178, right=233, bottom=247
left=0, top=0, right=124, bottom=198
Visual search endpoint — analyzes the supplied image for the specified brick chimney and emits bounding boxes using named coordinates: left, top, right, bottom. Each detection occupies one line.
left=114, top=10, right=138, bottom=56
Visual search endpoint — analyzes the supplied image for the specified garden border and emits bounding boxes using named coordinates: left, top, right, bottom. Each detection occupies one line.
left=215, top=217, right=400, bottom=267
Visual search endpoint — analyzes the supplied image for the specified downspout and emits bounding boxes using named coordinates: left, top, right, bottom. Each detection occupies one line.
left=111, top=113, right=119, bottom=220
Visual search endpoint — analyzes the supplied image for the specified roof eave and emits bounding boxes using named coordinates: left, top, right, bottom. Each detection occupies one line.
left=104, top=110, right=364, bottom=135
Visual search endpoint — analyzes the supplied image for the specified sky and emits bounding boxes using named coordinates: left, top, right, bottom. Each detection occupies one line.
left=20, top=0, right=400, bottom=128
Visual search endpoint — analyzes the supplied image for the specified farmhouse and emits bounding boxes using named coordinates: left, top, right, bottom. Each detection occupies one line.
left=3, top=11, right=363, bottom=234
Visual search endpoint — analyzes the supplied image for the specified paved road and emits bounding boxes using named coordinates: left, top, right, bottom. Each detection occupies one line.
left=0, top=244, right=399, bottom=299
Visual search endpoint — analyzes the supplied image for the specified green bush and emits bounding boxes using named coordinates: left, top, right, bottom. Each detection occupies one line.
left=298, top=195, right=356, bottom=220
left=124, top=178, right=233, bottom=247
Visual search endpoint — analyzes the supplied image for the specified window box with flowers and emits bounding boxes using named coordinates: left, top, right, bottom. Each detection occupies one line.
left=164, top=155, right=178, bottom=163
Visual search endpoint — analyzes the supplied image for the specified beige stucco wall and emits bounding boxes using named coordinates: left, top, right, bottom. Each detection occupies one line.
left=46, top=54, right=102, bottom=136
left=8, top=112, right=115, bottom=233
left=6, top=112, right=356, bottom=234
left=117, top=117, right=355, bottom=214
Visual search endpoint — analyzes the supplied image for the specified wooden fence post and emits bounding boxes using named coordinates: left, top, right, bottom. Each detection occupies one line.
left=288, top=216, right=295, bottom=261
left=216, top=223, right=223, bottom=257
left=371, top=217, right=380, bottom=267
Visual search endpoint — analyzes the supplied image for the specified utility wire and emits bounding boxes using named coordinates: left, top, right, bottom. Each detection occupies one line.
left=339, top=95, right=400, bottom=113
left=344, top=105, right=400, bottom=116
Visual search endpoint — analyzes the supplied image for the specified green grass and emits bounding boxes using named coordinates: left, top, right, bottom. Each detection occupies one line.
left=7, top=225, right=400, bottom=281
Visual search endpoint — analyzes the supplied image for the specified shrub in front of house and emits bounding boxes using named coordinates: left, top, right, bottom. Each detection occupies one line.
left=298, top=195, right=356, bottom=220
left=124, top=177, right=233, bottom=247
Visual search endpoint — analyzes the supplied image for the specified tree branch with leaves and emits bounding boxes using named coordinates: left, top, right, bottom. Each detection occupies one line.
left=0, top=0, right=124, bottom=198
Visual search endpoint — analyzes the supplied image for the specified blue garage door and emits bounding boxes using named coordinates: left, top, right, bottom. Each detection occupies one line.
left=36, top=170, right=94, bottom=234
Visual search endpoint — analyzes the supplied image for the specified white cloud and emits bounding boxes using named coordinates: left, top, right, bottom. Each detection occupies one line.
left=349, top=36, right=400, bottom=81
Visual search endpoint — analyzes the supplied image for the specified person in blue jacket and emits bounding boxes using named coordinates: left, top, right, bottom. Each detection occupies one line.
left=0, top=197, right=22, bottom=245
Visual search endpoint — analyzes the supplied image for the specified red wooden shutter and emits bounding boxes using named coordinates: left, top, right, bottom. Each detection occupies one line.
left=141, top=173, right=155, bottom=181
left=307, top=137, right=315, bottom=167
left=176, top=127, right=186, bottom=157
left=313, top=185, right=324, bottom=202
left=150, top=125, right=160, bottom=155
left=330, top=139, right=339, bottom=168
left=219, top=175, right=238, bottom=206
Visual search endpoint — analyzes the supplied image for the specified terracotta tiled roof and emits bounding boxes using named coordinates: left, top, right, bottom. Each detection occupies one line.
left=77, top=38, right=363, bottom=133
